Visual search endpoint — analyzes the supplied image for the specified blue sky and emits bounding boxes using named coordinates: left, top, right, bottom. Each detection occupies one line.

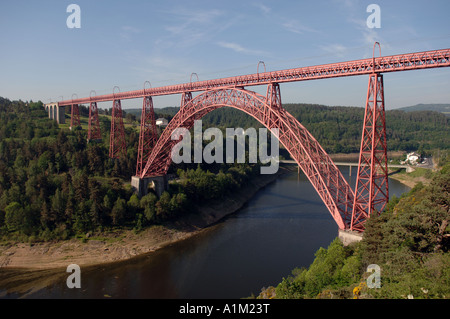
left=1, top=0, right=449, bottom=110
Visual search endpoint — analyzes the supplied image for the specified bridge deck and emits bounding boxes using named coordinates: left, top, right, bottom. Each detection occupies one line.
left=279, top=160, right=420, bottom=169
left=56, top=48, right=450, bottom=106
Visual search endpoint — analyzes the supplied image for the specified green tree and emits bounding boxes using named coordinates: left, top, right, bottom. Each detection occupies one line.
left=51, top=189, right=66, bottom=221
left=4, top=202, right=35, bottom=234
left=73, top=171, right=89, bottom=202
left=90, top=201, right=101, bottom=227
left=127, top=194, right=140, bottom=219
left=140, top=192, right=158, bottom=224
left=155, top=192, right=172, bottom=221
left=103, top=194, right=113, bottom=211
left=5, top=202, right=24, bottom=232
left=111, top=197, right=126, bottom=225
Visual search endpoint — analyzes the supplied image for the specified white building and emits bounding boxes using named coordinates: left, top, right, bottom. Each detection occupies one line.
left=156, top=118, right=168, bottom=127
left=405, top=152, right=420, bottom=165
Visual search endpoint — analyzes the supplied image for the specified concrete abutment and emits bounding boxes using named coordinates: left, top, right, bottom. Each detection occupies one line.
left=338, top=229, right=363, bottom=246
left=44, top=103, right=65, bottom=124
left=131, top=175, right=169, bottom=197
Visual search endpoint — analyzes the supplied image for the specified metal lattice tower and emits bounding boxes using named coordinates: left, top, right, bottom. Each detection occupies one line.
left=136, top=96, right=158, bottom=176
left=109, top=99, right=127, bottom=159
left=88, top=101, right=101, bottom=141
left=351, top=73, right=389, bottom=232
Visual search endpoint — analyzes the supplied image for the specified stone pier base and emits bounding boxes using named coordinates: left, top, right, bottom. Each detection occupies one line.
left=131, top=175, right=168, bottom=197
left=338, top=229, right=363, bottom=246
left=44, top=103, right=65, bottom=124
left=406, top=166, right=415, bottom=173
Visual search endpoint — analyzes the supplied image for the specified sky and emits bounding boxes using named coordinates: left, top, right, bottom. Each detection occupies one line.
left=0, top=0, right=449, bottom=110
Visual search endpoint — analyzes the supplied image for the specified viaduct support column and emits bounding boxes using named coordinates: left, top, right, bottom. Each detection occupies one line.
left=44, top=103, right=65, bottom=124
left=70, top=104, right=81, bottom=129
left=351, top=72, right=389, bottom=232
left=131, top=175, right=168, bottom=197
left=88, top=101, right=101, bottom=142
left=56, top=105, right=65, bottom=124
left=46, top=105, right=52, bottom=119
left=136, top=96, right=158, bottom=176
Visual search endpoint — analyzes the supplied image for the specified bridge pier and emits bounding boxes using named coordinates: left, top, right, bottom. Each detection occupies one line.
left=44, top=103, right=65, bottom=124
left=338, top=229, right=363, bottom=246
left=131, top=175, right=168, bottom=197
left=406, top=166, right=415, bottom=173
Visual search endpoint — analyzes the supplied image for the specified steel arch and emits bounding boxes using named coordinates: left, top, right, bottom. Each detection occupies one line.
left=140, top=86, right=356, bottom=230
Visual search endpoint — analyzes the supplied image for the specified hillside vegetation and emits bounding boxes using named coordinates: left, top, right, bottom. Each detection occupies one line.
left=1, top=96, right=448, bottom=256
left=0, top=98, right=261, bottom=242
left=143, top=103, right=449, bottom=154
left=261, top=161, right=450, bottom=299
left=397, top=103, right=450, bottom=115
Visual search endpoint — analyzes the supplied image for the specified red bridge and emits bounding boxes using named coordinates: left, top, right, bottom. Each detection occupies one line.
left=48, top=43, right=450, bottom=233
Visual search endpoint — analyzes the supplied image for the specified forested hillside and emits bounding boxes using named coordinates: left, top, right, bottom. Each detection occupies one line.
left=265, top=162, right=450, bottom=299
left=1, top=97, right=448, bottom=244
left=147, top=103, right=449, bottom=154
left=397, top=103, right=450, bottom=115
left=0, top=98, right=260, bottom=242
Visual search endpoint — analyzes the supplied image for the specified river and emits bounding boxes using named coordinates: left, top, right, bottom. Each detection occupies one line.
left=4, top=166, right=410, bottom=299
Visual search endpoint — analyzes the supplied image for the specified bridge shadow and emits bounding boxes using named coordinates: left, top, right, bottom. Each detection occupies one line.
left=388, top=168, right=404, bottom=176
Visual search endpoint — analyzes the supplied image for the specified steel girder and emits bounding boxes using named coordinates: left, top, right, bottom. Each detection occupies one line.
left=109, top=99, right=127, bottom=159
left=88, top=102, right=101, bottom=141
left=136, top=96, right=159, bottom=176
left=140, top=85, right=355, bottom=230
left=351, top=74, right=389, bottom=232
left=58, top=48, right=450, bottom=107
left=70, top=104, right=81, bottom=128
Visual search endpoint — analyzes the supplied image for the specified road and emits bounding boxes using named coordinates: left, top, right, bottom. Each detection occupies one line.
left=279, top=159, right=434, bottom=170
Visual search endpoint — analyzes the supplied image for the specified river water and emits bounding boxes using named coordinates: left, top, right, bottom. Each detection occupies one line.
left=8, top=166, right=410, bottom=299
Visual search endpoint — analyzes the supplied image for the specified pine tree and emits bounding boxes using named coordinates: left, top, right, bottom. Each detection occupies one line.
left=111, top=197, right=126, bottom=225
left=51, top=188, right=66, bottom=223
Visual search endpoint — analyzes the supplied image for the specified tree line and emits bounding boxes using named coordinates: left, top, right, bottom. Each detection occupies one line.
left=150, top=103, right=449, bottom=154
left=0, top=97, right=448, bottom=243
left=0, top=97, right=261, bottom=241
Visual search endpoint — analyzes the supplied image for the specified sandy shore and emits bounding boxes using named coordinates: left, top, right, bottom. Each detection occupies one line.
left=388, top=170, right=431, bottom=189
left=0, top=163, right=419, bottom=297
left=0, top=168, right=290, bottom=270
left=0, top=167, right=291, bottom=296
left=388, top=175, right=423, bottom=188
left=1, top=158, right=418, bottom=272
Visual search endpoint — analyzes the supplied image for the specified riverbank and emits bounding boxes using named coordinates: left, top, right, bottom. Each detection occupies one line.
left=387, top=167, right=434, bottom=188
left=1, top=163, right=420, bottom=272
left=0, top=167, right=291, bottom=296
left=329, top=151, right=405, bottom=162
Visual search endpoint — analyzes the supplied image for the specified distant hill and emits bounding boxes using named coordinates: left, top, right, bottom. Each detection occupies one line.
left=126, top=103, right=450, bottom=118
left=120, top=103, right=449, bottom=153
left=396, top=104, right=450, bottom=116
left=124, top=107, right=178, bottom=118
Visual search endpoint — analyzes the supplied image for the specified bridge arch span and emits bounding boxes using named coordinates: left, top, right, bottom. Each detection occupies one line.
left=141, top=86, right=356, bottom=229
